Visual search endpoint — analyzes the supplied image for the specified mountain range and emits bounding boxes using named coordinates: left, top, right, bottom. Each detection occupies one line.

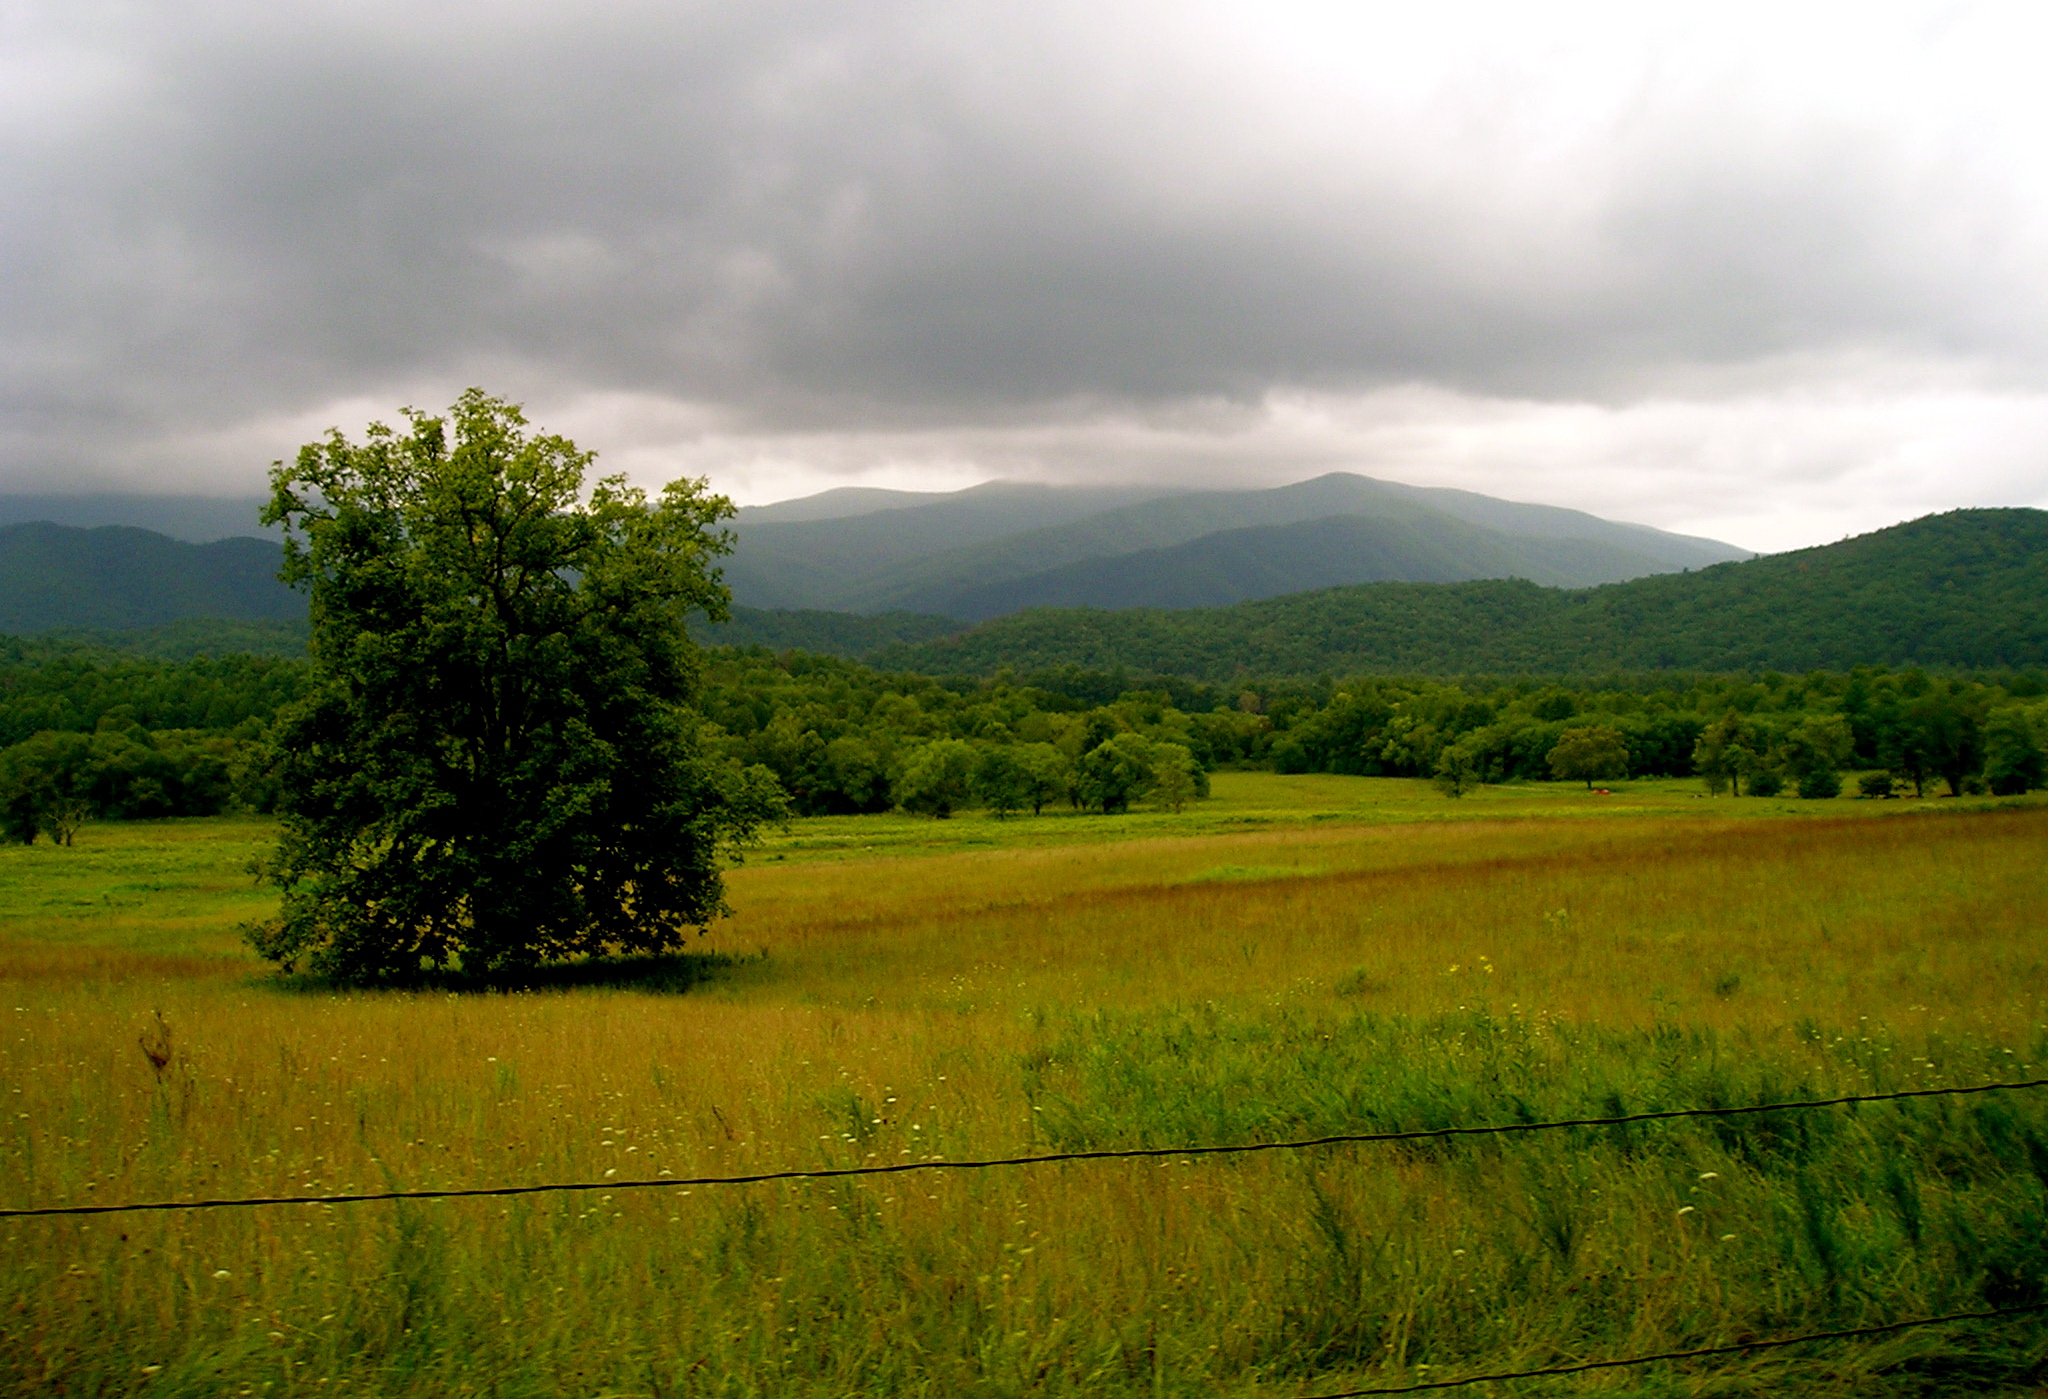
left=2, top=490, right=2041, bottom=681
left=724, top=473, right=1749, bottom=618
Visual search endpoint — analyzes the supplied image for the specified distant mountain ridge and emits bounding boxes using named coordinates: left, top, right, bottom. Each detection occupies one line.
left=0, top=494, right=271, bottom=543
left=8, top=500, right=2035, bottom=683
left=720, top=481, right=1183, bottom=610
left=724, top=473, right=1748, bottom=618
left=0, top=523, right=302, bottom=634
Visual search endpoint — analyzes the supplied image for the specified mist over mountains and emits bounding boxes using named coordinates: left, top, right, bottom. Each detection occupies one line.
left=0, top=495, right=271, bottom=544
left=724, top=473, right=1749, bottom=619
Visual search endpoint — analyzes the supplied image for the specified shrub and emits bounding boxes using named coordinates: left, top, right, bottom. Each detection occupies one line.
left=1796, top=768, right=1843, bottom=799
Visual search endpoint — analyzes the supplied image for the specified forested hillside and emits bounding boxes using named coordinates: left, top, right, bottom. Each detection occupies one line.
left=876, top=509, right=2048, bottom=678
left=710, top=607, right=959, bottom=654
left=0, top=524, right=301, bottom=632
left=923, top=511, right=1694, bottom=615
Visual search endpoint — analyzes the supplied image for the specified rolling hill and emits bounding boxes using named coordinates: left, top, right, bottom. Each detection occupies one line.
left=0, top=519, right=957, bottom=654
left=869, top=509, right=2048, bottom=678
left=0, top=523, right=303, bottom=633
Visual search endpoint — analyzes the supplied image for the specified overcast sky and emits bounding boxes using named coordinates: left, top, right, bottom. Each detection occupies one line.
left=4, top=1, right=2046, bottom=551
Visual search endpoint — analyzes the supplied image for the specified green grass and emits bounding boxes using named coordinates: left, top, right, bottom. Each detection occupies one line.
left=3, top=777, right=2047, bottom=1396
left=743, top=769, right=2013, bottom=865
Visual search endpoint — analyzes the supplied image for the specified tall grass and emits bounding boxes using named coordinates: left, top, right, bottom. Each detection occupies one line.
left=2, top=780, right=2045, bottom=1395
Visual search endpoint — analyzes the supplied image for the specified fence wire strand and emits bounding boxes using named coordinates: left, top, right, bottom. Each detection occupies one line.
left=1291, top=1302, right=2048, bottom=1396
left=3, top=1075, right=2042, bottom=1219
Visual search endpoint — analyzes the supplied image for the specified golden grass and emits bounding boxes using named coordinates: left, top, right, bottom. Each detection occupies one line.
left=2, top=777, right=2045, bottom=1396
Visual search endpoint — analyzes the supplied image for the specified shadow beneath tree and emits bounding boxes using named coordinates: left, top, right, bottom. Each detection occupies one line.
left=262, top=949, right=768, bottom=996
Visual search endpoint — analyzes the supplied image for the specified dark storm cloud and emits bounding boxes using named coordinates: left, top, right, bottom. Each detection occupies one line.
left=1, top=0, right=2044, bottom=500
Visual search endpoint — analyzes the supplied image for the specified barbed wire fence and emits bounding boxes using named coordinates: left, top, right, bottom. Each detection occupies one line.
left=7, top=1076, right=2045, bottom=1394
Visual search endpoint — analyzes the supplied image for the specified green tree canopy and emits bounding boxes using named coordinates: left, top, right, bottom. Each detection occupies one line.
left=1077, top=732, right=1156, bottom=813
left=1775, top=714, right=1854, bottom=799
left=1150, top=740, right=1201, bottom=812
left=0, top=731, right=94, bottom=845
left=1432, top=737, right=1483, bottom=798
left=1547, top=725, right=1630, bottom=789
left=898, top=738, right=976, bottom=818
left=1982, top=709, right=2046, bottom=795
left=247, top=390, right=783, bottom=982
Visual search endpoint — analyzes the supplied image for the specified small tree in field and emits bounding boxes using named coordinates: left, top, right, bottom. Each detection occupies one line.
left=1548, top=725, right=1629, bottom=789
left=1150, top=742, right=1201, bottom=813
left=1433, top=739, right=1482, bottom=798
left=248, top=390, right=784, bottom=983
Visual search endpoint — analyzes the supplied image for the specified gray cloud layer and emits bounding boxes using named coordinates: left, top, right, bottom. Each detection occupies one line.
left=3, top=1, right=2045, bottom=547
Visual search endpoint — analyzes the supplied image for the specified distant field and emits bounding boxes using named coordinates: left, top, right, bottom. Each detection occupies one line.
left=3, top=775, right=2046, bottom=1397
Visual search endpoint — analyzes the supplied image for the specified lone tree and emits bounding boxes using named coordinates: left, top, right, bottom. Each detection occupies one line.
left=1150, top=742, right=1202, bottom=813
left=1547, top=725, right=1629, bottom=789
left=1432, top=738, right=1482, bottom=798
left=248, top=390, right=783, bottom=983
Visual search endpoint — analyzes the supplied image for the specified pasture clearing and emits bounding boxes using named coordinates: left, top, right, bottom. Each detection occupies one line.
left=3, top=774, right=2046, bottom=1397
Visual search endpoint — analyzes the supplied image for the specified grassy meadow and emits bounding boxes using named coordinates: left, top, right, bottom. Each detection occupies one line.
left=3, top=774, right=2047, bottom=1397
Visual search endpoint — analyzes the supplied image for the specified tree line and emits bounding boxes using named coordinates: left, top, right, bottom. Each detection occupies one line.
left=9, top=635, right=2040, bottom=845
